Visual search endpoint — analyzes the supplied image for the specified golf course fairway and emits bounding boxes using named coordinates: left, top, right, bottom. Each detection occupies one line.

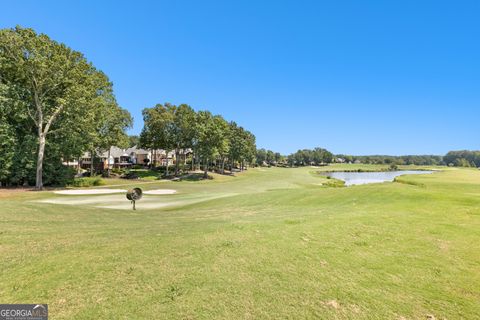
left=1, top=165, right=479, bottom=319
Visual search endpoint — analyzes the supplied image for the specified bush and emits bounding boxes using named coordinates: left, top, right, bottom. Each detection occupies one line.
left=47, top=165, right=76, bottom=186
left=323, top=178, right=345, bottom=188
left=111, top=168, right=125, bottom=175
left=132, top=164, right=143, bottom=169
left=389, top=164, right=399, bottom=171
left=70, top=177, right=105, bottom=187
left=122, top=172, right=140, bottom=179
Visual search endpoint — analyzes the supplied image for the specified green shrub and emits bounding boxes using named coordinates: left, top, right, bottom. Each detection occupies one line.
left=70, top=177, right=105, bottom=187
left=389, top=164, right=399, bottom=171
left=322, top=178, right=345, bottom=188
left=112, top=168, right=125, bottom=175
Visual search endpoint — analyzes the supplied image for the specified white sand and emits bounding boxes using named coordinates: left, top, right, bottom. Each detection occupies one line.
left=39, top=192, right=235, bottom=210
left=143, top=189, right=177, bottom=195
left=41, top=195, right=125, bottom=205
left=54, top=189, right=127, bottom=195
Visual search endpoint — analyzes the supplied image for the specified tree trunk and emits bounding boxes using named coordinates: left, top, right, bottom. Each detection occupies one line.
left=107, top=148, right=111, bottom=177
left=203, top=158, right=209, bottom=178
left=153, top=149, right=156, bottom=168
left=175, top=148, right=179, bottom=176
left=165, top=155, right=169, bottom=176
left=221, top=158, right=225, bottom=174
left=191, top=152, right=195, bottom=171
left=90, top=149, right=95, bottom=176
left=35, top=133, right=46, bottom=190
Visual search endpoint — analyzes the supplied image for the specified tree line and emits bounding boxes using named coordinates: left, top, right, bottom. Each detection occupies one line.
left=443, top=150, right=480, bottom=167
left=139, top=103, right=256, bottom=178
left=336, top=154, right=444, bottom=166
left=256, top=149, right=480, bottom=168
left=255, top=148, right=334, bottom=167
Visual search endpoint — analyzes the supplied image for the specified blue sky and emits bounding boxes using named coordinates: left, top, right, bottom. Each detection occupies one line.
left=1, top=1, right=479, bottom=155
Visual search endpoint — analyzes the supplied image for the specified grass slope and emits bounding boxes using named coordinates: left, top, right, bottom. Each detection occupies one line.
left=0, top=165, right=479, bottom=319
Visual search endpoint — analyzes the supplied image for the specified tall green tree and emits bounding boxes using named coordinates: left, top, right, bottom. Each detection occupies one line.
left=128, top=135, right=140, bottom=147
left=214, top=115, right=230, bottom=174
left=228, top=122, right=243, bottom=170
left=95, top=106, right=133, bottom=176
left=172, top=104, right=196, bottom=176
left=140, top=103, right=175, bottom=175
left=0, top=26, right=128, bottom=189
left=228, top=123, right=256, bottom=171
left=0, top=91, right=16, bottom=185
left=195, top=111, right=225, bottom=178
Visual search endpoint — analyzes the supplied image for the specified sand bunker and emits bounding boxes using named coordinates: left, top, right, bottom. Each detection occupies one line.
left=54, top=189, right=127, bottom=195
left=143, top=189, right=177, bottom=195
left=38, top=192, right=235, bottom=210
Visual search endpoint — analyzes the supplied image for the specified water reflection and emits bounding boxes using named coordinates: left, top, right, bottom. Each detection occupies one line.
left=322, top=170, right=433, bottom=186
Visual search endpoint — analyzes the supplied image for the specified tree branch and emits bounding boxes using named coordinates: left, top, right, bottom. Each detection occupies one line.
left=44, top=104, right=64, bottom=134
left=25, top=106, right=39, bottom=127
left=32, top=77, right=43, bottom=129
left=45, top=127, right=65, bottom=136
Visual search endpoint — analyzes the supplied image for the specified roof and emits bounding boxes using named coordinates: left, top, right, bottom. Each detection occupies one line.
left=82, top=146, right=182, bottom=159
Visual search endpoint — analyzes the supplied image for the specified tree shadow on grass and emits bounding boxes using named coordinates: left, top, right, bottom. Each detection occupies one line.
left=176, top=173, right=212, bottom=181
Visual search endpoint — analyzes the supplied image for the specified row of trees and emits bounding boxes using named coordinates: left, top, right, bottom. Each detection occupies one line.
left=287, top=148, right=334, bottom=166
left=255, top=148, right=333, bottom=167
left=255, top=150, right=454, bottom=168
left=0, top=27, right=132, bottom=188
left=443, top=150, right=480, bottom=167
left=336, top=155, right=444, bottom=166
left=255, top=149, right=283, bottom=166
left=139, top=103, right=256, bottom=177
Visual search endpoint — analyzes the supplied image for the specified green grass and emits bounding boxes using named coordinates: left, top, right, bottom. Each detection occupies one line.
left=1, top=165, right=479, bottom=319
left=68, top=176, right=105, bottom=187
left=127, top=169, right=162, bottom=180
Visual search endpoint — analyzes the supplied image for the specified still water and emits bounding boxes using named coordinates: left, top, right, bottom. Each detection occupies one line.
left=322, top=170, right=433, bottom=186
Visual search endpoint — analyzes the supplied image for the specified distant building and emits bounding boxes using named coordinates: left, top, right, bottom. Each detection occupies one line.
left=78, top=146, right=192, bottom=171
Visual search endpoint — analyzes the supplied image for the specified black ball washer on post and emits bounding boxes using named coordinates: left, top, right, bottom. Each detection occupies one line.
left=126, top=188, right=143, bottom=210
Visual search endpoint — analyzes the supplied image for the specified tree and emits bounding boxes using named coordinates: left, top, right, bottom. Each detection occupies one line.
left=214, top=115, right=230, bottom=174
left=228, top=122, right=256, bottom=171
left=196, top=111, right=225, bottom=178
left=287, top=147, right=334, bottom=167
left=274, top=152, right=282, bottom=164
left=256, top=148, right=267, bottom=165
left=0, top=26, right=128, bottom=189
left=228, top=122, right=243, bottom=170
left=0, top=98, right=16, bottom=185
left=243, top=130, right=257, bottom=168
left=140, top=103, right=175, bottom=175
left=128, top=135, right=140, bottom=147
left=172, top=104, right=196, bottom=176
left=95, top=107, right=133, bottom=176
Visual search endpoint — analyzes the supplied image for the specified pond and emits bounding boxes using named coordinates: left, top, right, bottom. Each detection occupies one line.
left=321, top=170, right=433, bottom=186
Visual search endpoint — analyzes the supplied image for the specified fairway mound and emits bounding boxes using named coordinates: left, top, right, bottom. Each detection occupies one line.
left=143, top=189, right=177, bottom=195
left=54, top=189, right=127, bottom=195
